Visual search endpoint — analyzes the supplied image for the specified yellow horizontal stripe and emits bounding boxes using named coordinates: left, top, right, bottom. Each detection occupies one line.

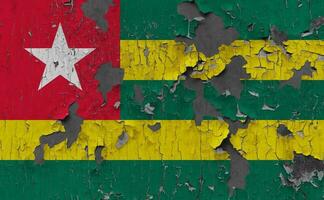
left=231, top=120, right=324, bottom=160
left=0, top=120, right=322, bottom=160
left=121, top=40, right=324, bottom=80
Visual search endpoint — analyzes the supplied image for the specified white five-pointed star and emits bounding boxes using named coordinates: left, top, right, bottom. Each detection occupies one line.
left=25, top=24, right=95, bottom=90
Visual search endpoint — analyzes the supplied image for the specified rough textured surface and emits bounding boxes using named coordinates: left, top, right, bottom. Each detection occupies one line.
left=62, top=102, right=84, bottom=147
left=0, top=0, right=323, bottom=198
left=221, top=138, right=249, bottom=196
left=183, top=75, right=221, bottom=125
left=0, top=0, right=120, bottom=120
left=230, top=120, right=324, bottom=160
left=0, top=161, right=323, bottom=199
left=277, top=124, right=293, bottom=137
left=281, top=154, right=324, bottom=190
left=210, top=56, right=250, bottom=99
left=0, top=120, right=322, bottom=160
left=34, top=102, right=83, bottom=163
left=95, top=146, right=105, bottom=164
left=121, top=40, right=324, bottom=81
left=95, top=63, right=124, bottom=103
left=82, top=0, right=113, bottom=31
left=133, top=85, right=144, bottom=104
left=46, top=120, right=230, bottom=160
left=121, top=0, right=324, bottom=39
left=270, top=26, right=288, bottom=45
left=147, top=122, right=161, bottom=132
left=177, top=2, right=204, bottom=22
left=303, top=16, right=324, bottom=37
left=280, top=61, right=316, bottom=89
left=224, top=118, right=250, bottom=135
left=122, top=80, right=324, bottom=120
left=177, top=3, right=238, bottom=57
left=115, top=131, right=129, bottom=149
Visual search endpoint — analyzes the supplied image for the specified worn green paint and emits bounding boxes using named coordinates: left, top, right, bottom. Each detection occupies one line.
left=121, top=0, right=324, bottom=40
left=121, top=80, right=324, bottom=120
left=121, top=0, right=191, bottom=40
left=0, top=161, right=321, bottom=200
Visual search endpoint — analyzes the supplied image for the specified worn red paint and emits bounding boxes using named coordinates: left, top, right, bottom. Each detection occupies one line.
left=0, top=0, right=120, bottom=119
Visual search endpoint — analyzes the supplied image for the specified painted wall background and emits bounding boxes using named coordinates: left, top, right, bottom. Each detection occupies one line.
left=0, top=0, right=323, bottom=199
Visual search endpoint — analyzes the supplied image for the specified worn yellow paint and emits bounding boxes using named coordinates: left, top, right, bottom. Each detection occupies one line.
left=0, top=120, right=64, bottom=160
left=45, top=120, right=230, bottom=160
left=0, top=120, right=322, bottom=160
left=121, top=40, right=324, bottom=80
left=231, top=120, right=324, bottom=160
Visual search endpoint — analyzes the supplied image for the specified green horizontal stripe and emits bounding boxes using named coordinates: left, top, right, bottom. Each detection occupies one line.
left=0, top=161, right=322, bottom=200
left=121, top=0, right=324, bottom=40
left=121, top=80, right=324, bottom=120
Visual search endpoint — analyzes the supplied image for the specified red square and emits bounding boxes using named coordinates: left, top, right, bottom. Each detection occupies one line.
left=0, top=0, right=120, bottom=119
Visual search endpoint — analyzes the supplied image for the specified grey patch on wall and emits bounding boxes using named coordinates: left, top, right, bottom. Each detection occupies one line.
left=177, top=2, right=204, bottom=21
left=270, top=26, right=288, bottom=45
left=311, top=16, right=324, bottom=30
left=133, top=85, right=144, bottom=104
left=280, top=153, right=324, bottom=190
left=220, top=138, right=249, bottom=196
left=95, top=63, right=124, bottom=103
left=280, top=61, right=316, bottom=89
left=95, top=146, right=105, bottom=164
left=116, top=131, right=129, bottom=149
left=302, top=16, right=324, bottom=37
left=277, top=124, right=293, bottom=137
left=183, top=72, right=221, bottom=125
left=40, top=132, right=66, bottom=147
left=62, top=102, right=84, bottom=148
left=194, top=13, right=238, bottom=57
left=224, top=117, right=251, bottom=135
left=34, top=102, right=84, bottom=164
left=181, top=57, right=250, bottom=125
left=210, top=56, right=250, bottom=99
left=143, top=47, right=150, bottom=57
left=175, top=36, right=194, bottom=47
left=148, top=122, right=161, bottom=132
left=177, top=2, right=238, bottom=57
left=33, top=145, right=45, bottom=164
left=81, top=0, right=113, bottom=31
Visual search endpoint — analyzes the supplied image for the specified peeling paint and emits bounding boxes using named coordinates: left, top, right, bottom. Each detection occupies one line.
left=81, top=0, right=113, bottom=31
left=280, top=61, right=316, bottom=89
left=230, top=120, right=324, bottom=160
left=177, top=2, right=238, bottom=57
left=209, top=56, right=250, bottom=99
left=34, top=102, right=83, bottom=163
left=95, top=63, right=124, bottom=103
left=0, top=0, right=322, bottom=198
left=95, top=145, right=105, bottom=164
left=121, top=40, right=324, bottom=81
left=280, top=153, right=324, bottom=190
left=270, top=26, right=288, bottom=45
left=0, top=120, right=322, bottom=161
left=147, top=122, right=161, bottom=132
left=221, top=138, right=249, bottom=196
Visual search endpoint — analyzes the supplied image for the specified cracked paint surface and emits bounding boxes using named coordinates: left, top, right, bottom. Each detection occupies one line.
left=121, top=40, right=324, bottom=81
left=0, top=160, right=322, bottom=199
left=121, top=0, right=324, bottom=39
left=0, top=0, right=120, bottom=119
left=230, top=120, right=324, bottom=160
left=0, top=120, right=323, bottom=161
left=121, top=80, right=324, bottom=120
left=0, top=0, right=323, bottom=199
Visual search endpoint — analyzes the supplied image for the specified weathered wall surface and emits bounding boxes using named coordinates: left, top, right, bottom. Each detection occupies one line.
left=0, top=0, right=323, bottom=199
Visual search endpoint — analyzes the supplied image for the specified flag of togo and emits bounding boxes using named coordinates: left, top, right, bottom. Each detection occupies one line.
left=0, top=0, right=323, bottom=199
